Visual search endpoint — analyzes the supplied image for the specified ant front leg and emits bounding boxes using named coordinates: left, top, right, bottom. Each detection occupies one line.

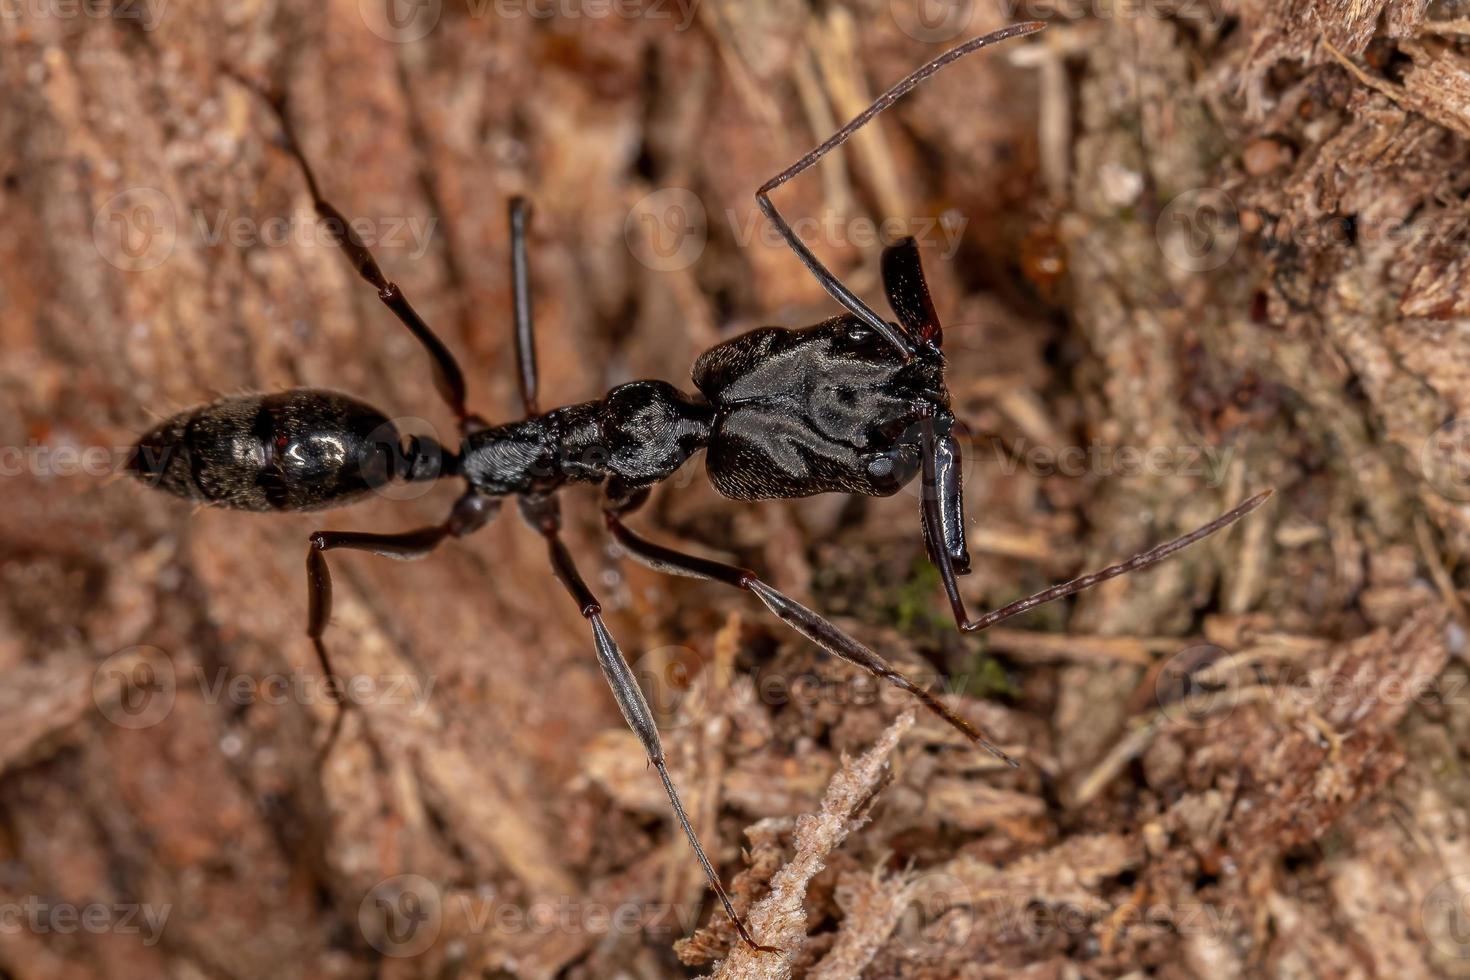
left=601, top=489, right=1018, bottom=767
left=230, top=73, right=484, bottom=432
left=916, top=412, right=1274, bottom=634
left=520, top=493, right=777, bottom=953
left=304, top=492, right=498, bottom=754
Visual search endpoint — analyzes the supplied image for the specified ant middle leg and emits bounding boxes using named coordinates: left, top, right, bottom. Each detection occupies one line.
left=304, top=492, right=498, bottom=753
left=229, top=73, right=483, bottom=431
left=601, top=488, right=1019, bottom=767
left=519, top=494, right=776, bottom=953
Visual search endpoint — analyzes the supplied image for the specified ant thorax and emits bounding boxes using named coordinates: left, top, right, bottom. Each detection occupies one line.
left=458, top=380, right=711, bottom=498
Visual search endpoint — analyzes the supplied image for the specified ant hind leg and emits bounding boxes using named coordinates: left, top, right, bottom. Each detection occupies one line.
left=303, top=493, right=498, bottom=757
left=521, top=494, right=777, bottom=953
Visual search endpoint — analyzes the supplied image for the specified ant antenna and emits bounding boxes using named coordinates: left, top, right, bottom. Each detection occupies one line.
left=757, top=21, right=1047, bottom=358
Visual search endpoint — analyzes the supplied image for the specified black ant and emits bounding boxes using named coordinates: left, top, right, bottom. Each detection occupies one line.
left=127, top=22, right=1269, bottom=950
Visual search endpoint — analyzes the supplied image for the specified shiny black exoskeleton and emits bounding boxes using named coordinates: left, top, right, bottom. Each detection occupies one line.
left=128, top=23, right=1269, bottom=953
left=457, top=380, right=711, bottom=498
left=131, top=389, right=442, bottom=511
left=133, top=312, right=952, bottom=512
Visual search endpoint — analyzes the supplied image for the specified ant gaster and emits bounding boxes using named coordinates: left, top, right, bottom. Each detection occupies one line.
left=128, top=22, right=1269, bottom=950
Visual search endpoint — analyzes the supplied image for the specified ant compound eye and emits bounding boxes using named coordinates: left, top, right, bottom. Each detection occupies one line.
left=847, top=324, right=867, bottom=342
left=866, top=455, right=895, bottom=480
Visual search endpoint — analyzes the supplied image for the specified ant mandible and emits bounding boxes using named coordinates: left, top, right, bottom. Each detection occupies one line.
left=128, top=21, right=1269, bottom=950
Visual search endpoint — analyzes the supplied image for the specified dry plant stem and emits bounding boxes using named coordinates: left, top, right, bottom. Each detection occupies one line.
left=709, top=712, right=916, bottom=979
left=806, top=872, right=919, bottom=980
left=1413, top=514, right=1468, bottom=626
left=1069, top=686, right=1276, bottom=807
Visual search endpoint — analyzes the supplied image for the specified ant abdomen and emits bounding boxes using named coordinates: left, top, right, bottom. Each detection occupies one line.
left=129, top=389, right=426, bottom=512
